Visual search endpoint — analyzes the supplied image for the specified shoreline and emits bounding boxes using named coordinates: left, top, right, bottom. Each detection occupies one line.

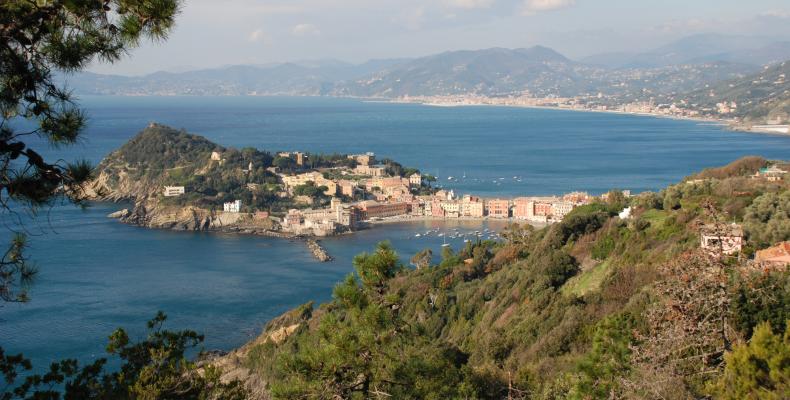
left=82, top=93, right=788, bottom=137
left=397, top=100, right=765, bottom=133
left=364, top=214, right=550, bottom=228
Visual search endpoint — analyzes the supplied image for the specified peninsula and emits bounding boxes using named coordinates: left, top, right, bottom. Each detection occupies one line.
left=89, top=124, right=609, bottom=258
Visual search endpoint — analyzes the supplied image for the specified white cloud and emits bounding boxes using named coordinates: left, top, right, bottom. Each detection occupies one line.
left=247, top=29, right=271, bottom=44
left=521, top=0, right=575, bottom=16
left=443, top=0, right=495, bottom=9
left=292, top=23, right=321, bottom=36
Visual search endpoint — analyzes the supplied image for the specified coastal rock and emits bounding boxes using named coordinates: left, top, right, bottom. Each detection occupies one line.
left=106, top=209, right=129, bottom=219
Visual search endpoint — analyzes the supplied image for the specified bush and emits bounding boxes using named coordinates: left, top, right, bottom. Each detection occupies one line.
left=743, top=190, right=790, bottom=248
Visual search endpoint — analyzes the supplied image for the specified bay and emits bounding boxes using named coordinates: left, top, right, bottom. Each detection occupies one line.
left=2, top=96, right=790, bottom=372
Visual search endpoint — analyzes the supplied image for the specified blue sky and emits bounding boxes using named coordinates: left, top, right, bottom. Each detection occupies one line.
left=92, top=0, right=790, bottom=75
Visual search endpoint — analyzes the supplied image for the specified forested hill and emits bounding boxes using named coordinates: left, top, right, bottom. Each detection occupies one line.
left=100, top=123, right=223, bottom=172
left=235, top=157, right=790, bottom=399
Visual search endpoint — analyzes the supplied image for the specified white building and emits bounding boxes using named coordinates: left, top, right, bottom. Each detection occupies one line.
left=223, top=200, right=242, bottom=213
left=409, top=173, right=422, bottom=186
left=163, top=186, right=185, bottom=197
left=550, top=201, right=575, bottom=220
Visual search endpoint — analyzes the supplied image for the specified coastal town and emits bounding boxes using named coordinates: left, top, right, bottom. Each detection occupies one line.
left=395, top=92, right=790, bottom=135
left=159, top=150, right=607, bottom=237
left=152, top=149, right=790, bottom=266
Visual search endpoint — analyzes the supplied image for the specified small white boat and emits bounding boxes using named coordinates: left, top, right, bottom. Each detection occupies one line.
left=415, top=233, right=421, bottom=238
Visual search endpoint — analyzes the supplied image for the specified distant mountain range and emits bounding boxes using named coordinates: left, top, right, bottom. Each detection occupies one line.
left=65, top=34, right=790, bottom=102
left=580, top=34, right=790, bottom=68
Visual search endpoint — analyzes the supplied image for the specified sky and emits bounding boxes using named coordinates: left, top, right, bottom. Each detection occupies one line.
left=90, top=0, right=790, bottom=76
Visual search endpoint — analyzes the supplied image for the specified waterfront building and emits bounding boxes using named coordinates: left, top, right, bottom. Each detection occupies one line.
left=254, top=211, right=270, bottom=220
left=461, top=195, right=484, bottom=217
left=440, top=201, right=461, bottom=218
left=512, top=197, right=533, bottom=220
left=533, top=201, right=553, bottom=217
left=337, top=205, right=360, bottom=228
left=284, top=209, right=304, bottom=226
left=223, top=200, right=242, bottom=213
left=431, top=200, right=445, bottom=217
left=356, top=200, right=409, bottom=220
left=486, top=199, right=510, bottom=218
left=162, top=186, right=185, bottom=197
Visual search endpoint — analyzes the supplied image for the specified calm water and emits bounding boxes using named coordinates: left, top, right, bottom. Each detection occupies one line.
left=3, top=96, right=790, bottom=372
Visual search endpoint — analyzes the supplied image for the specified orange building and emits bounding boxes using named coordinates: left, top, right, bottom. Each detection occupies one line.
left=356, top=201, right=409, bottom=220
left=755, top=242, right=790, bottom=268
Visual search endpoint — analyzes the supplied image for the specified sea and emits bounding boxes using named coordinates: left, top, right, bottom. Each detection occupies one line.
left=2, top=95, right=790, bottom=373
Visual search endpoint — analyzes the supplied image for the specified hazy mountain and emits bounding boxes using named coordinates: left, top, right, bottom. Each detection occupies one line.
left=581, top=34, right=790, bottom=68
left=66, top=58, right=410, bottom=96
left=332, top=46, right=756, bottom=99
left=67, top=41, right=767, bottom=99
left=332, top=46, right=604, bottom=97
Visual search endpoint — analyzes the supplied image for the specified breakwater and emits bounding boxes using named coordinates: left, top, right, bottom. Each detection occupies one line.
left=306, top=239, right=332, bottom=262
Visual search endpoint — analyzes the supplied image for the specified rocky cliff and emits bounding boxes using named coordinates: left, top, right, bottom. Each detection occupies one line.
left=117, top=200, right=240, bottom=230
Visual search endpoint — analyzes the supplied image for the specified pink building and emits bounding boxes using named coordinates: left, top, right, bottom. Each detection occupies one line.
left=512, top=198, right=533, bottom=220
left=431, top=200, right=445, bottom=217
left=486, top=199, right=510, bottom=218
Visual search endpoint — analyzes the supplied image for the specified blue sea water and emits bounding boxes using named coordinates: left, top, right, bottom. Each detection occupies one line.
left=2, top=96, right=790, bottom=373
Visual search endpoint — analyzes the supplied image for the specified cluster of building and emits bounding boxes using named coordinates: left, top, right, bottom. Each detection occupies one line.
left=278, top=188, right=596, bottom=236
left=752, top=165, right=788, bottom=182
left=160, top=148, right=604, bottom=237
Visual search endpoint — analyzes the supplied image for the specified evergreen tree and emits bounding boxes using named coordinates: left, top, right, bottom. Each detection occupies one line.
left=710, top=321, right=790, bottom=399
left=1, top=0, right=180, bottom=302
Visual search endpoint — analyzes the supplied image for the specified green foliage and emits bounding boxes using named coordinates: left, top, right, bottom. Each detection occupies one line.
left=1, top=312, right=247, bottom=399
left=1, top=0, right=179, bottom=209
left=0, top=234, right=36, bottom=303
left=709, top=321, right=790, bottom=399
left=569, top=314, right=634, bottom=399
left=352, top=242, right=402, bottom=293
left=743, top=190, right=790, bottom=248
left=692, top=156, right=768, bottom=180
left=732, top=270, right=790, bottom=339
left=267, top=242, right=475, bottom=399
left=292, top=181, right=329, bottom=199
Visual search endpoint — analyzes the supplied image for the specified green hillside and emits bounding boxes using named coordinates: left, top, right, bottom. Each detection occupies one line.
left=240, top=157, right=790, bottom=399
left=687, top=61, right=790, bottom=125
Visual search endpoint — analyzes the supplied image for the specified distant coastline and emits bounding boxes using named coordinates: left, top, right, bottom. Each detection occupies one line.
left=387, top=97, right=789, bottom=136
